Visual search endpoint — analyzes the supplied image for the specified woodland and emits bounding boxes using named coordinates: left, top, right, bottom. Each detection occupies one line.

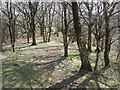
left=0, top=0, right=120, bottom=89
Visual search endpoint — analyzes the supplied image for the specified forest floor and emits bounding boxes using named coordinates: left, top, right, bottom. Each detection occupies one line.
left=1, top=35, right=120, bottom=89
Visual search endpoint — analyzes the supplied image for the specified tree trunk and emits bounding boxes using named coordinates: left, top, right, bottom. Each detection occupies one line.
left=9, top=26, right=15, bottom=52
left=88, top=25, right=92, bottom=52
left=63, top=3, right=68, bottom=57
left=0, top=12, right=2, bottom=52
left=88, top=11, right=92, bottom=52
left=29, top=2, right=37, bottom=46
left=31, top=31, right=36, bottom=45
left=48, top=25, right=52, bottom=42
left=26, top=22, right=30, bottom=43
left=42, top=28, right=46, bottom=43
left=72, top=2, right=92, bottom=71
left=40, top=26, right=43, bottom=37
left=31, top=16, right=36, bottom=46
left=41, top=3, right=46, bottom=43
left=42, top=21, right=46, bottom=43
left=101, top=37, right=104, bottom=51
left=12, top=18, right=16, bottom=52
left=94, top=17, right=101, bottom=70
left=27, top=32, right=30, bottom=43
left=0, top=26, right=2, bottom=52
left=48, top=7, right=52, bottom=42
left=103, top=2, right=110, bottom=67
left=94, top=38, right=100, bottom=70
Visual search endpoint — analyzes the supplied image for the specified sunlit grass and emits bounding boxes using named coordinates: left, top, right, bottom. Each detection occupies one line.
left=1, top=36, right=119, bottom=88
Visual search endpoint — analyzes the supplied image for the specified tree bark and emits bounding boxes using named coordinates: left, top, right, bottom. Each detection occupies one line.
left=63, top=3, right=68, bottom=57
left=0, top=26, right=2, bottom=52
left=103, top=2, right=110, bottom=67
left=7, top=2, right=16, bottom=52
left=88, top=23, right=92, bottom=52
left=88, top=7, right=92, bottom=52
left=30, top=14, right=36, bottom=46
left=29, top=2, right=37, bottom=46
left=0, top=11, right=2, bottom=52
left=71, top=2, right=92, bottom=71
left=42, top=16, right=46, bottom=43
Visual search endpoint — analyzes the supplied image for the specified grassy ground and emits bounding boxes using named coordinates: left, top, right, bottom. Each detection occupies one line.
left=1, top=36, right=120, bottom=89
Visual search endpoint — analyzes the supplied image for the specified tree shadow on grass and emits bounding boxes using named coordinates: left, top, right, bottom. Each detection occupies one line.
left=16, top=45, right=63, bottom=52
left=3, top=64, right=44, bottom=88
left=2, top=45, right=31, bottom=52
left=47, top=70, right=89, bottom=89
left=2, top=56, right=67, bottom=88
left=15, top=45, right=32, bottom=51
left=47, top=67, right=109, bottom=89
left=77, top=67, right=117, bottom=90
left=111, top=62, right=120, bottom=88
left=36, top=46, right=63, bottom=50
left=76, top=67, right=112, bottom=88
left=32, top=56, right=66, bottom=72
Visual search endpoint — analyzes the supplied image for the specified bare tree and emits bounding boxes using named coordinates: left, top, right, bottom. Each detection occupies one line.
left=28, top=2, right=39, bottom=45
left=71, top=2, right=92, bottom=71
left=63, top=2, right=68, bottom=57
left=103, top=2, right=119, bottom=67
left=2, top=2, right=18, bottom=52
left=84, top=2, right=94, bottom=52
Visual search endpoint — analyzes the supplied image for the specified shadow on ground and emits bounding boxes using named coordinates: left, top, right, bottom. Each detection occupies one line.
left=31, top=56, right=66, bottom=72
left=48, top=67, right=108, bottom=89
left=3, top=64, right=44, bottom=88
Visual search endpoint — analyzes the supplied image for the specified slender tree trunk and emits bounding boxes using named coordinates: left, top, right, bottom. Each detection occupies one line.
left=5, top=2, right=16, bottom=52
left=0, top=11, right=2, bottom=52
left=88, top=25, right=92, bottom=52
left=42, top=28, right=46, bottom=43
left=48, top=7, right=52, bottom=42
left=103, top=2, right=110, bottom=67
left=9, top=2, right=15, bottom=52
left=94, top=17, right=101, bottom=70
left=29, top=2, right=37, bottom=46
left=26, top=22, right=30, bottom=43
left=94, top=38, right=100, bottom=70
left=10, top=3, right=15, bottom=52
left=48, top=25, right=52, bottom=42
left=9, top=26, right=15, bottom=52
left=104, top=43, right=110, bottom=67
left=40, top=29, right=43, bottom=36
left=0, top=26, right=2, bottom=52
left=41, top=3, right=46, bottom=43
left=12, top=16, right=16, bottom=51
left=31, top=30, right=36, bottom=45
left=63, top=3, right=68, bottom=57
left=12, top=23, right=15, bottom=52
left=101, top=37, right=104, bottom=51
left=88, top=11, right=92, bottom=52
left=72, top=2, right=92, bottom=71
left=31, top=16, right=36, bottom=46
left=27, top=32, right=30, bottom=43
left=40, top=24, right=43, bottom=37
left=94, top=51, right=100, bottom=70
left=42, top=19, right=46, bottom=43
